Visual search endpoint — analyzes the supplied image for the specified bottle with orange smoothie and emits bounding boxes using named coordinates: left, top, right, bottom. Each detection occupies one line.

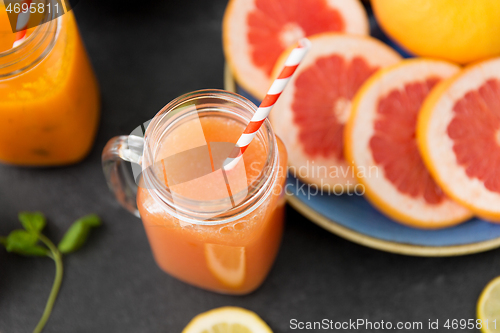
left=102, top=90, right=288, bottom=294
left=0, top=1, right=99, bottom=166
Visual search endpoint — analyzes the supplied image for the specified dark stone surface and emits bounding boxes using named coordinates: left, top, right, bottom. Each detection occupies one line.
left=1, top=0, right=499, bottom=332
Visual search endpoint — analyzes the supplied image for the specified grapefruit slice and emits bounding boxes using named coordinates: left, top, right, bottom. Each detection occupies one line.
left=205, top=243, right=246, bottom=288
left=345, top=59, right=473, bottom=229
left=223, top=0, right=369, bottom=100
left=417, top=57, right=500, bottom=222
left=269, top=34, right=401, bottom=191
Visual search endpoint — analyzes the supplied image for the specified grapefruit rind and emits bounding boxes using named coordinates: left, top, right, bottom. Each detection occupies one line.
left=223, top=0, right=369, bottom=100
left=345, top=58, right=473, bottom=229
left=269, top=33, right=402, bottom=191
left=417, top=57, right=500, bottom=222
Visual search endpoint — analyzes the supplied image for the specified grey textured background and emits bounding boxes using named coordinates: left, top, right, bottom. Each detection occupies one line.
left=1, top=0, right=499, bottom=332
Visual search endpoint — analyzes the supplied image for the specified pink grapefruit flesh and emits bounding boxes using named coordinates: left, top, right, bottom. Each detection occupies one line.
left=223, top=0, right=369, bottom=100
left=293, top=55, right=379, bottom=161
left=447, top=79, right=500, bottom=194
left=248, top=0, right=346, bottom=76
left=370, top=77, right=445, bottom=205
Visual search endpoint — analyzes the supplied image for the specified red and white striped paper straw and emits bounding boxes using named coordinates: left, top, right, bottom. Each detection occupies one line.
left=12, top=0, right=33, bottom=48
left=223, top=38, right=311, bottom=170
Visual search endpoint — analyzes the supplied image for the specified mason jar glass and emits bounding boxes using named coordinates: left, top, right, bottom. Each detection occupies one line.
left=0, top=1, right=100, bottom=166
left=102, top=90, right=288, bottom=294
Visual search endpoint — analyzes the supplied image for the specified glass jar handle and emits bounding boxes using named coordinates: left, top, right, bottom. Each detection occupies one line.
left=102, top=135, right=145, bottom=217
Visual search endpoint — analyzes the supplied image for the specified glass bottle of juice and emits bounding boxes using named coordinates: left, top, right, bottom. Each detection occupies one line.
left=102, top=90, right=288, bottom=294
left=0, top=1, right=99, bottom=166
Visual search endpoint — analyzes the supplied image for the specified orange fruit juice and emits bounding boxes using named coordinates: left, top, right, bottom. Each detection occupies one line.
left=0, top=5, right=99, bottom=166
left=137, top=115, right=287, bottom=294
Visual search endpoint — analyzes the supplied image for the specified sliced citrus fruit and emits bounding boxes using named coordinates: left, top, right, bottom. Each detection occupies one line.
left=417, top=57, right=500, bottom=222
left=345, top=59, right=472, bottom=228
left=182, top=307, right=273, bottom=333
left=372, top=0, right=500, bottom=64
left=478, top=276, right=500, bottom=333
left=269, top=33, right=401, bottom=191
left=205, top=243, right=246, bottom=288
left=223, top=0, right=369, bottom=100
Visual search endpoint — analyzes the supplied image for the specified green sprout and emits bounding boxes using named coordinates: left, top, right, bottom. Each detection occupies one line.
left=0, top=212, right=101, bottom=333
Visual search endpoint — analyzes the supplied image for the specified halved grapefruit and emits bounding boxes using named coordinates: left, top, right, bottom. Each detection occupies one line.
left=269, top=33, right=401, bottom=191
left=417, top=57, right=500, bottom=222
left=223, top=0, right=369, bottom=100
left=345, top=59, right=473, bottom=229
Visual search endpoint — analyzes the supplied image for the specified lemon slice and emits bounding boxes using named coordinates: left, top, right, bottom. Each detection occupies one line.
left=182, top=307, right=273, bottom=333
left=478, top=276, right=500, bottom=333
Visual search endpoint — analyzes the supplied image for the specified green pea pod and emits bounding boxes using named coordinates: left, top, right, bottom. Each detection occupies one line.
left=58, top=214, right=101, bottom=254
left=3, top=230, right=49, bottom=257
left=18, top=212, right=46, bottom=234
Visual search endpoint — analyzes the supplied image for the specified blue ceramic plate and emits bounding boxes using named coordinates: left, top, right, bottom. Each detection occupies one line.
left=223, top=11, right=500, bottom=256
left=285, top=175, right=500, bottom=256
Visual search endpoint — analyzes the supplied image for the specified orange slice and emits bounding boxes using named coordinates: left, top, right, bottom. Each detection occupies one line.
left=417, top=57, right=500, bottom=222
left=205, top=243, right=246, bottom=288
left=269, top=33, right=401, bottom=191
left=345, top=59, right=473, bottom=228
left=223, top=0, right=369, bottom=100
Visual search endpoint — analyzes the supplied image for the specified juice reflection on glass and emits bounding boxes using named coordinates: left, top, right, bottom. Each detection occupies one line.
left=103, top=90, right=287, bottom=295
left=0, top=2, right=99, bottom=166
